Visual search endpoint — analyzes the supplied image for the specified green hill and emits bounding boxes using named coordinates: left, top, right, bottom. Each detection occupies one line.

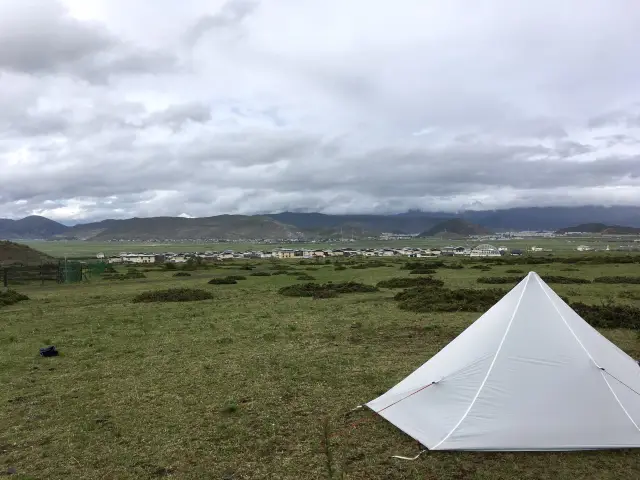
left=0, top=241, right=55, bottom=266
left=419, top=218, right=493, bottom=237
left=59, top=215, right=304, bottom=241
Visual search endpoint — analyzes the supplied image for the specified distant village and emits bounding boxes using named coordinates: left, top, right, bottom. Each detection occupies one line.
left=100, top=244, right=516, bottom=264
left=96, top=230, right=640, bottom=264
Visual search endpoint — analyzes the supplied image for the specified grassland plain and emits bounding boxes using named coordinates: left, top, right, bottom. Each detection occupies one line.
left=2, top=257, right=640, bottom=479
left=21, top=235, right=630, bottom=258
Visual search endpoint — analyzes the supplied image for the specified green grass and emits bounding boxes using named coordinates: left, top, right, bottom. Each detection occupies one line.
left=1, top=259, right=640, bottom=478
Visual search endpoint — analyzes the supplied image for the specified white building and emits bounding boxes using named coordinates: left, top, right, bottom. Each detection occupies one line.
left=470, top=244, right=501, bottom=257
left=121, top=253, right=156, bottom=264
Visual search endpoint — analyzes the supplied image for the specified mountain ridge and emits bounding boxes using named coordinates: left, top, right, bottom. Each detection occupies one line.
left=419, top=219, right=493, bottom=237
left=556, top=223, right=640, bottom=235
left=2, top=206, right=640, bottom=240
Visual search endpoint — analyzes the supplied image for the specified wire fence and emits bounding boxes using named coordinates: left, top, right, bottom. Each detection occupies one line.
left=1, top=261, right=109, bottom=287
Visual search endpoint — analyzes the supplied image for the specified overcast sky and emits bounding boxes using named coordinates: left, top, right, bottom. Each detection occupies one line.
left=1, top=0, right=640, bottom=222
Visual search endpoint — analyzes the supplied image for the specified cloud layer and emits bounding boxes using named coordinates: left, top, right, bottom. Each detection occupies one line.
left=1, top=0, right=640, bottom=222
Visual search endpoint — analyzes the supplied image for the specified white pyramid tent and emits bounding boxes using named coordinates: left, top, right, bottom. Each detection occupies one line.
left=367, top=272, right=640, bottom=451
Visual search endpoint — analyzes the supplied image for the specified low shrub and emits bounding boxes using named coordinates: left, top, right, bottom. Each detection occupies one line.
left=269, top=264, right=290, bottom=271
left=271, top=271, right=289, bottom=276
left=394, top=286, right=506, bottom=312
left=542, top=275, right=591, bottom=284
left=250, top=271, right=271, bottom=277
left=0, top=289, right=29, bottom=308
left=618, top=290, right=640, bottom=301
left=208, top=277, right=237, bottom=285
left=441, top=263, right=464, bottom=270
left=594, top=276, right=640, bottom=284
left=102, top=271, right=146, bottom=281
left=312, top=290, right=339, bottom=299
left=125, top=271, right=146, bottom=279
left=334, top=265, right=347, bottom=271
left=477, top=275, right=590, bottom=285
left=103, top=265, right=117, bottom=273
left=351, top=260, right=387, bottom=269
left=239, top=265, right=255, bottom=270
left=173, top=272, right=192, bottom=277
left=163, top=263, right=177, bottom=270
left=225, top=275, right=247, bottom=281
left=571, top=300, right=640, bottom=330
left=296, top=274, right=316, bottom=281
left=470, top=265, right=492, bottom=271
left=278, top=281, right=378, bottom=298
left=377, top=276, right=444, bottom=289
left=409, top=268, right=437, bottom=275
left=133, top=287, right=213, bottom=303
left=505, top=269, right=525, bottom=274
left=401, top=261, right=445, bottom=270
left=305, top=267, right=319, bottom=271
left=477, top=276, right=524, bottom=284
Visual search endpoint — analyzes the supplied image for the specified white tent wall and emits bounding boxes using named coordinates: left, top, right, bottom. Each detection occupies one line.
left=366, top=276, right=529, bottom=447
left=367, top=272, right=640, bottom=451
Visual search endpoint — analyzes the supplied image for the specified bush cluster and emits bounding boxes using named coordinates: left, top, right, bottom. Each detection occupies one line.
left=618, top=290, right=640, bottom=301
left=350, top=260, right=388, bottom=269
left=296, top=273, right=316, bottom=281
left=394, top=286, right=506, bottom=312
left=102, top=271, right=147, bottom=281
left=594, top=276, right=640, bottom=284
left=334, top=265, right=347, bottom=271
left=401, top=261, right=445, bottom=270
left=571, top=300, right=640, bottom=330
left=172, top=272, right=192, bottom=277
left=278, top=281, right=378, bottom=298
left=409, top=268, right=437, bottom=275
left=505, top=269, right=525, bottom=274
left=208, top=275, right=246, bottom=285
left=466, top=255, right=640, bottom=267
left=441, top=263, right=465, bottom=270
left=133, top=287, right=213, bottom=303
left=0, top=289, right=29, bottom=308
left=477, top=275, right=591, bottom=285
left=377, top=276, right=444, bottom=289
left=208, top=278, right=236, bottom=284
left=250, top=271, right=271, bottom=277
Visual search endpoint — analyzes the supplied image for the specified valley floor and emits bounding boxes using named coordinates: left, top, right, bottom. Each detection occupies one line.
left=2, top=259, right=640, bottom=479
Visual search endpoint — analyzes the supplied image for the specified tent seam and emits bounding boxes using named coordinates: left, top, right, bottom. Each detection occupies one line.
left=535, top=274, right=640, bottom=433
left=431, top=273, right=531, bottom=450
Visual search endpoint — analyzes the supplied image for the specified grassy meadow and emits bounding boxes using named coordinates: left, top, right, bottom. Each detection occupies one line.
left=2, top=256, right=640, bottom=479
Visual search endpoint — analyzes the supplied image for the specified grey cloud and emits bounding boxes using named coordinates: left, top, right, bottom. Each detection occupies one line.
left=186, top=0, right=260, bottom=45
left=2, top=0, right=640, bottom=221
left=144, top=103, right=212, bottom=129
left=0, top=0, right=177, bottom=83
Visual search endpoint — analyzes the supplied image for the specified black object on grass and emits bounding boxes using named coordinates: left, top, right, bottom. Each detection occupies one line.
left=39, top=346, right=58, bottom=357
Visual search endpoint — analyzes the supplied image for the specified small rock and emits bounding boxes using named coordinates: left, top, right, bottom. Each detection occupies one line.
left=7, top=466, right=17, bottom=475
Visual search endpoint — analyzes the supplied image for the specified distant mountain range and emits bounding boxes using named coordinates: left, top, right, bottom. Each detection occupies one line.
left=555, top=223, right=640, bottom=235
left=419, top=219, right=493, bottom=238
left=2, top=206, right=640, bottom=241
